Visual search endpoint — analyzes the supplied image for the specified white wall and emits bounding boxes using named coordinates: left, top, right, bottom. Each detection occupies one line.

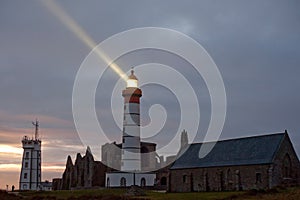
left=106, top=172, right=156, bottom=187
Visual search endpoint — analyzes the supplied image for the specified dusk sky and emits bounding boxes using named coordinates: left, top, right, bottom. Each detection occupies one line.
left=1, top=0, right=300, bottom=189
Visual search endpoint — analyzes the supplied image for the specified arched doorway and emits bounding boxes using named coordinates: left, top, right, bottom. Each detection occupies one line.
left=106, top=177, right=110, bottom=187
left=120, top=177, right=126, bottom=187
left=140, top=177, right=146, bottom=187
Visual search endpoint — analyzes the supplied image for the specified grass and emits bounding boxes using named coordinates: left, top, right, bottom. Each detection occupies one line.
left=143, top=190, right=244, bottom=200
left=19, top=188, right=128, bottom=199
left=2, top=187, right=299, bottom=200
left=235, top=187, right=300, bottom=200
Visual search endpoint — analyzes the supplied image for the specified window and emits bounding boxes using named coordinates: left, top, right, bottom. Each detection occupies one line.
left=25, top=152, right=29, bottom=158
left=87, top=158, right=90, bottom=175
left=160, top=177, right=167, bottom=186
left=23, top=184, right=27, bottom=190
left=183, top=175, right=187, bottom=183
left=283, top=154, right=292, bottom=178
left=219, top=171, right=224, bottom=191
left=256, top=173, right=262, bottom=183
left=204, top=173, right=210, bottom=192
left=24, top=173, right=28, bottom=179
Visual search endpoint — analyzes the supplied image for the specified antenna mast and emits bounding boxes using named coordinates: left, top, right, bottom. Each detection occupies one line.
left=32, top=119, right=39, bottom=140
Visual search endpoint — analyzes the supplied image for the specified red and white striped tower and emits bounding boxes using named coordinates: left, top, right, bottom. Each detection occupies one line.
left=121, top=69, right=142, bottom=172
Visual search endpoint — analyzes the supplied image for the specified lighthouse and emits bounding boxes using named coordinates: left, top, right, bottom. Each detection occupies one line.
left=121, top=69, right=142, bottom=172
left=105, top=69, right=156, bottom=187
left=19, top=120, right=41, bottom=190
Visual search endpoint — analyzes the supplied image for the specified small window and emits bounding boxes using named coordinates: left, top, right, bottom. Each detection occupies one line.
left=183, top=175, right=187, bottom=183
left=256, top=173, right=262, bottom=183
left=25, top=162, right=28, bottom=168
left=24, top=173, right=28, bottom=179
left=283, top=154, right=292, bottom=178
left=25, top=152, right=29, bottom=158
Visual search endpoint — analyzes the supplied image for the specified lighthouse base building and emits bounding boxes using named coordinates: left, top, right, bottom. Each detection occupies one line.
left=105, top=172, right=156, bottom=188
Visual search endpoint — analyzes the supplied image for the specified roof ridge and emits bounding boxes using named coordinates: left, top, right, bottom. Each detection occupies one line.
left=191, top=132, right=286, bottom=145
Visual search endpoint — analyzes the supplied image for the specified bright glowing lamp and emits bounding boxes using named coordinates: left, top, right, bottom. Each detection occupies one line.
left=126, top=69, right=138, bottom=88
left=127, top=79, right=138, bottom=88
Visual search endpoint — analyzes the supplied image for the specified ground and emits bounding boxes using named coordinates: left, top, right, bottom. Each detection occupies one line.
left=1, top=187, right=299, bottom=200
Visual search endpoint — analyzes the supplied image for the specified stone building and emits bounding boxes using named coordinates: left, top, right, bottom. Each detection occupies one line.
left=53, top=147, right=108, bottom=190
left=169, top=131, right=300, bottom=192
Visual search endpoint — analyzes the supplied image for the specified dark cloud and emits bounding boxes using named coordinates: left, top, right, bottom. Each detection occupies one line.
left=0, top=0, right=300, bottom=189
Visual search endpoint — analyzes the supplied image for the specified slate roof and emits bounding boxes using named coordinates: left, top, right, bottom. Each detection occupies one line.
left=171, top=132, right=286, bottom=169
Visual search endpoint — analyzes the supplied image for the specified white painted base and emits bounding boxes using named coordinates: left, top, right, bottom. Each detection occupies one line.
left=105, top=172, right=156, bottom=187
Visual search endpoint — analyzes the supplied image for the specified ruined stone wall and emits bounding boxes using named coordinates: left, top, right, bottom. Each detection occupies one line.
left=56, top=148, right=108, bottom=190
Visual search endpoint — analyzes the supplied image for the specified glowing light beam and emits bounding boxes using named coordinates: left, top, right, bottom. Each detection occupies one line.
left=41, top=0, right=127, bottom=80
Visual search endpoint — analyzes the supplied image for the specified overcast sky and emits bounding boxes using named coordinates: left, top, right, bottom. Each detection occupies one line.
left=0, top=0, right=300, bottom=189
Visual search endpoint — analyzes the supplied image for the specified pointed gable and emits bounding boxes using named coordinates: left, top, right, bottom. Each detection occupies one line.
left=66, top=155, right=73, bottom=166
left=85, top=146, right=94, bottom=161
